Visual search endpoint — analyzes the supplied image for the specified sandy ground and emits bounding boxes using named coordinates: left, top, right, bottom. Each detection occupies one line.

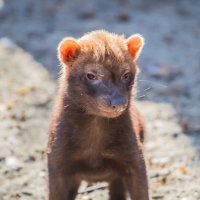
left=0, top=0, right=200, bottom=199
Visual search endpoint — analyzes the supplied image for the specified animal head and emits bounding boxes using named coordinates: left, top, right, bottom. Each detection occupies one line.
left=58, top=30, right=144, bottom=118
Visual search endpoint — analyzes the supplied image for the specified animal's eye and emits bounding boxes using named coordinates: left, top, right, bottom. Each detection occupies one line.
left=86, top=73, right=97, bottom=81
left=122, top=72, right=132, bottom=82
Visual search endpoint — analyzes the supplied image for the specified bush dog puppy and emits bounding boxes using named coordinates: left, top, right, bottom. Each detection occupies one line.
left=47, top=30, right=149, bottom=200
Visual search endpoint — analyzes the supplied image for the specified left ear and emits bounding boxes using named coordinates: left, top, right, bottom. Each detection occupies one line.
left=126, top=34, right=144, bottom=60
left=57, top=37, right=81, bottom=65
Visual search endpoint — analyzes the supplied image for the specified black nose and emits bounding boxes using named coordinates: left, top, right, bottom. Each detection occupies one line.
left=110, top=97, right=128, bottom=109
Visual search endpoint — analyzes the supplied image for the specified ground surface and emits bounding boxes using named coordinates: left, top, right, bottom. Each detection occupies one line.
left=0, top=0, right=200, bottom=199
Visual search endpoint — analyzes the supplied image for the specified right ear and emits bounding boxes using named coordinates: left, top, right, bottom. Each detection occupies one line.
left=126, top=34, right=144, bottom=60
left=57, top=37, right=81, bottom=65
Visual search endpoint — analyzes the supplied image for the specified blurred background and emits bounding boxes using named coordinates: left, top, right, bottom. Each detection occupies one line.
left=0, top=0, right=200, bottom=199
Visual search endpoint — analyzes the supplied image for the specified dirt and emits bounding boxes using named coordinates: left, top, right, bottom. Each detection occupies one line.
left=0, top=0, right=200, bottom=199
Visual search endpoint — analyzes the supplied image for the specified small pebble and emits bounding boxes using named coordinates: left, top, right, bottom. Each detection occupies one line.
left=5, top=156, right=23, bottom=170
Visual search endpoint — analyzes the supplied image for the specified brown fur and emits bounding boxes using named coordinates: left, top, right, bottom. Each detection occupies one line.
left=47, top=30, right=149, bottom=200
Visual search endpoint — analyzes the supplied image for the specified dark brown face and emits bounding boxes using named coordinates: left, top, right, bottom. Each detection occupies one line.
left=67, top=54, right=137, bottom=118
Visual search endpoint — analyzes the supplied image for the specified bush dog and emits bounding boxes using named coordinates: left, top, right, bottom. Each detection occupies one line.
left=47, top=30, right=149, bottom=200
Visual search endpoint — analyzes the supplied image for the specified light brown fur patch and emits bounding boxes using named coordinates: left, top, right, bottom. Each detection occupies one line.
left=78, top=30, right=128, bottom=62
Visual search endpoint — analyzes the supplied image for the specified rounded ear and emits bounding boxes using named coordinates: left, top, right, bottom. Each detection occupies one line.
left=126, top=34, right=144, bottom=60
left=57, top=37, right=80, bottom=64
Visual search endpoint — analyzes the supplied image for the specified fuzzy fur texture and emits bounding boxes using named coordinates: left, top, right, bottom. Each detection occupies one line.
left=47, top=30, right=149, bottom=200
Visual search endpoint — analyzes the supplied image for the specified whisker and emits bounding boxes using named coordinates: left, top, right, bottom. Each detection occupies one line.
left=136, top=87, right=152, bottom=96
left=143, top=87, right=152, bottom=92
left=133, top=79, right=169, bottom=100
left=136, top=90, right=154, bottom=99
left=137, top=94, right=146, bottom=99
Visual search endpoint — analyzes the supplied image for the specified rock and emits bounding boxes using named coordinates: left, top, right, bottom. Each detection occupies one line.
left=16, top=86, right=29, bottom=96
left=179, top=166, right=187, bottom=174
left=152, top=194, right=164, bottom=199
left=25, top=155, right=36, bottom=162
left=5, top=156, right=23, bottom=170
left=7, top=135, right=21, bottom=146
left=150, top=157, right=170, bottom=167
left=22, top=191, right=32, bottom=196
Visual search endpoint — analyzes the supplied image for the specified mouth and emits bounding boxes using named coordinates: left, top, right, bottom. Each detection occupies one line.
left=98, top=107, right=126, bottom=118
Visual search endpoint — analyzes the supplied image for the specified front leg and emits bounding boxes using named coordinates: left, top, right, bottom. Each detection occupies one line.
left=48, top=171, right=80, bottom=200
left=48, top=171, right=69, bottom=200
left=124, top=155, right=150, bottom=200
left=109, top=178, right=126, bottom=200
left=48, top=151, right=80, bottom=200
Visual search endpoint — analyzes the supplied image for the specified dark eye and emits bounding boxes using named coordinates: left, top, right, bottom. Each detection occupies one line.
left=122, top=72, right=132, bottom=82
left=86, top=73, right=97, bottom=81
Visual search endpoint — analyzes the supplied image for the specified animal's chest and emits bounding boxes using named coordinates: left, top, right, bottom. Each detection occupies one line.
left=71, top=148, right=125, bottom=182
left=71, top=129, right=120, bottom=166
left=72, top=140, right=114, bottom=168
left=67, top=118, right=134, bottom=180
left=70, top=137, right=132, bottom=177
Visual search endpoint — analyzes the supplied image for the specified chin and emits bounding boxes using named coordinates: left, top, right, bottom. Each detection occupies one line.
left=86, top=104, right=127, bottom=118
left=98, top=110, right=125, bottom=118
